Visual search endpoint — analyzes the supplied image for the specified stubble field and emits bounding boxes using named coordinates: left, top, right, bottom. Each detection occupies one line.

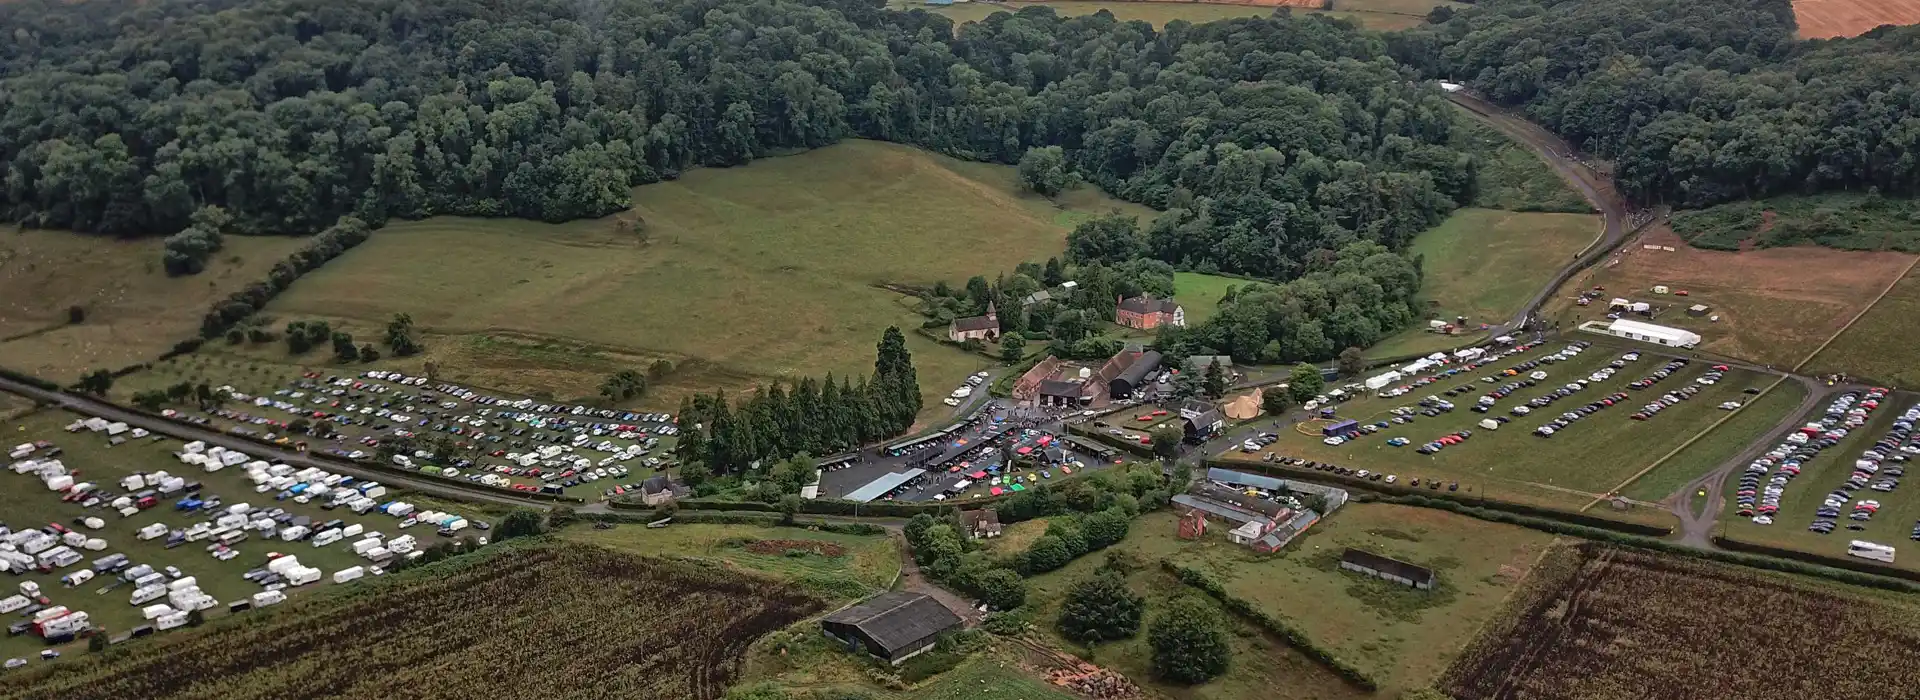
left=1441, top=542, right=1920, bottom=700
left=1792, top=0, right=1920, bottom=38
left=911, top=0, right=1462, bottom=31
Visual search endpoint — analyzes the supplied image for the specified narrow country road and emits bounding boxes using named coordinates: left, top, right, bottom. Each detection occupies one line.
left=1669, top=378, right=1856, bottom=547
left=0, top=376, right=549, bottom=511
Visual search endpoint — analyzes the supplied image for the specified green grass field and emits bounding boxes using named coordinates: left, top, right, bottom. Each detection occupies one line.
left=1246, top=342, right=1767, bottom=517
left=1807, top=264, right=1920, bottom=388
left=561, top=522, right=901, bottom=597
left=1173, top=272, right=1269, bottom=325
left=1720, top=392, right=1920, bottom=572
left=1160, top=504, right=1559, bottom=695
left=1451, top=120, right=1593, bottom=215
left=0, top=230, right=305, bottom=382
left=261, top=141, right=1135, bottom=415
left=908, top=0, right=1462, bottom=31
left=1020, top=530, right=1371, bottom=700
left=0, top=409, right=488, bottom=660
left=1618, top=378, right=1809, bottom=502
left=1405, top=208, right=1600, bottom=331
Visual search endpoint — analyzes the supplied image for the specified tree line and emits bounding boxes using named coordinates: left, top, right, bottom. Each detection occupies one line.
left=672, top=327, right=921, bottom=482
left=1394, top=0, right=1920, bottom=208
left=1, top=0, right=1468, bottom=284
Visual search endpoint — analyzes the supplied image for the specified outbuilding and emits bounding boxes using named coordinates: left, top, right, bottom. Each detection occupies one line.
left=820, top=592, right=962, bottom=665
left=1339, top=549, right=1435, bottom=590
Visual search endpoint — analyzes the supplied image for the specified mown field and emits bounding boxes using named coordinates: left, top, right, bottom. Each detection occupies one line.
left=1617, top=376, right=1809, bottom=502
left=1149, top=504, right=1558, bottom=696
left=1807, top=263, right=1920, bottom=387
left=1407, top=208, right=1598, bottom=331
left=0, top=544, right=822, bottom=700
left=0, top=230, right=305, bottom=382
left=262, top=141, right=1135, bottom=413
left=1440, top=542, right=1920, bottom=700
left=1172, top=272, right=1266, bottom=325
left=561, top=522, right=901, bottom=598
left=1245, top=342, right=1776, bottom=514
left=0, top=409, right=487, bottom=661
left=1719, top=391, right=1920, bottom=571
left=909, top=0, right=1463, bottom=31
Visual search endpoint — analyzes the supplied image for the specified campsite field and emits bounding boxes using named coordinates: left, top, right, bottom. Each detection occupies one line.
left=0, top=543, right=821, bottom=700
left=262, top=141, right=1135, bottom=413
left=1238, top=341, right=1776, bottom=523
left=0, top=230, right=305, bottom=382
left=1616, top=377, right=1809, bottom=502
left=1807, top=263, right=1920, bottom=388
left=1718, top=391, right=1920, bottom=572
left=1440, top=542, right=1920, bottom=700
left=909, top=0, right=1461, bottom=30
left=0, top=409, right=488, bottom=661
left=1543, top=225, right=1917, bottom=369
left=1020, top=528, right=1372, bottom=700
left=1791, top=0, right=1920, bottom=38
left=560, top=522, right=901, bottom=598
left=1149, top=503, right=1558, bottom=696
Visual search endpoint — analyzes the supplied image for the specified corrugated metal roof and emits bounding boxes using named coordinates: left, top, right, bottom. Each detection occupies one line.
left=842, top=469, right=925, bottom=503
left=823, top=592, right=962, bottom=655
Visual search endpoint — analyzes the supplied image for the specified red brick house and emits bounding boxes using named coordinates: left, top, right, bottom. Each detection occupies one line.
left=1116, top=295, right=1184, bottom=330
left=948, top=301, right=999, bottom=343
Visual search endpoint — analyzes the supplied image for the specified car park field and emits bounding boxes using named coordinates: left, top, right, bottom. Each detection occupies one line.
left=0, top=543, right=818, bottom=699
left=1719, top=390, right=1920, bottom=571
left=1617, top=378, right=1810, bottom=501
left=0, top=409, right=488, bottom=661
left=1236, top=340, right=1775, bottom=521
left=260, top=140, right=1134, bottom=413
left=1441, top=542, right=1920, bottom=700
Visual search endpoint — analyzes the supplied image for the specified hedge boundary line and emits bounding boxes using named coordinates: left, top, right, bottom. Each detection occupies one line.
left=1064, top=422, right=1157, bottom=457
left=1160, top=560, right=1380, bottom=691
left=1205, top=458, right=1672, bottom=536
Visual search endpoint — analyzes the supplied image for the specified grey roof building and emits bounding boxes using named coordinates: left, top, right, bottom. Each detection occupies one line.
left=821, top=592, right=963, bottom=664
left=1340, top=549, right=1436, bottom=590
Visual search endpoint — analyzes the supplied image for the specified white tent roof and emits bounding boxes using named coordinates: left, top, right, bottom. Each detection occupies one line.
left=1607, top=319, right=1701, bottom=346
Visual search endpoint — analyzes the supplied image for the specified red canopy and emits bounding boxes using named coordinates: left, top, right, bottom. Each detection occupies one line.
left=990, top=487, right=1005, bottom=496
left=1036, top=436, right=1054, bottom=446
left=970, top=471, right=988, bottom=480
left=1016, top=446, right=1033, bottom=455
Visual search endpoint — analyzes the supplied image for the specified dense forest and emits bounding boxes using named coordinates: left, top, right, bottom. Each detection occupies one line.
left=0, top=0, right=1466, bottom=283
left=1394, top=0, right=1920, bottom=207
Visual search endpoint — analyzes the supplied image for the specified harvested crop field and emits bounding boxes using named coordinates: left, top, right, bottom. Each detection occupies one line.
left=914, top=0, right=1460, bottom=30
left=1547, top=225, right=1916, bottom=368
left=1441, top=543, right=1920, bottom=700
left=1793, top=0, right=1920, bottom=38
left=0, top=545, right=823, bottom=700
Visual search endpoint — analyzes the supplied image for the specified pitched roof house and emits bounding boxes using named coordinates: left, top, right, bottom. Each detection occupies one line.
left=1116, top=296, right=1185, bottom=330
left=958, top=509, right=1002, bottom=539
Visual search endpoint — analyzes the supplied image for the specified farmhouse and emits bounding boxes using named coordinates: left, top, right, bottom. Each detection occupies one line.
left=1115, top=295, right=1185, bottom=330
left=1340, top=549, right=1435, bottom=590
left=958, top=509, right=1002, bottom=539
left=1580, top=318, right=1702, bottom=347
left=948, top=302, right=999, bottom=343
left=637, top=475, right=675, bottom=507
left=821, top=591, right=962, bottom=664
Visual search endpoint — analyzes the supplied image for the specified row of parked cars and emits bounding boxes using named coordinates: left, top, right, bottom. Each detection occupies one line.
left=1738, top=388, right=1885, bottom=526
left=1261, top=455, right=1463, bottom=491
left=1808, top=400, right=1916, bottom=535
left=1534, top=391, right=1632, bottom=437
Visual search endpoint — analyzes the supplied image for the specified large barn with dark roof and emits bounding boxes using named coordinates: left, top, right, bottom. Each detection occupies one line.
left=820, top=592, right=962, bottom=664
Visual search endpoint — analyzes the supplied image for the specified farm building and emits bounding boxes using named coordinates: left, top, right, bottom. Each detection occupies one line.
left=637, top=475, right=674, bottom=506
left=947, top=302, right=999, bottom=343
left=1340, top=549, right=1435, bottom=590
left=1036, top=380, right=1086, bottom=408
left=842, top=469, right=926, bottom=503
left=1108, top=350, right=1163, bottom=399
left=1012, top=356, right=1067, bottom=403
left=821, top=592, right=962, bottom=664
left=1182, top=409, right=1224, bottom=441
left=958, top=509, right=1002, bottom=539
left=1115, top=295, right=1185, bottom=330
left=1580, top=318, right=1702, bottom=347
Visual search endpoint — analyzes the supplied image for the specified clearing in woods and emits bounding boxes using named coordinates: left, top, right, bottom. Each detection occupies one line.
left=1791, top=0, right=1920, bottom=38
left=1543, top=224, right=1917, bottom=368
left=1440, top=542, right=1920, bottom=700
left=263, top=140, right=1147, bottom=411
left=911, top=0, right=1462, bottom=31
left=0, top=544, right=823, bottom=700
left=0, top=230, right=305, bottom=381
left=1156, top=504, right=1559, bottom=696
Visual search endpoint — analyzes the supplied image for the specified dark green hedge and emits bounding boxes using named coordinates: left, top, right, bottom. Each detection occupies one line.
left=1161, top=560, right=1379, bottom=691
left=1712, top=535, right=1920, bottom=586
left=0, top=366, right=59, bottom=391
left=1064, top=423, right=1156, bottom=457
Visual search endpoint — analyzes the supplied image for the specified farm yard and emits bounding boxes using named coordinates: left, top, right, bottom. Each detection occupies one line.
left=1791, top=0, right=1920, bottom=38
left=0, top=409, right=489, bottom=661
left=0, top=543, right=820, bottom=699
left=561, top=522, right=901, bottom=598
left=1808, top=263, right=1920, bottom=389
left=908, top=0, right=1463, bottom=30
left=0, top=230, right=306, bottom=383
left=1440, top=542, right=1920, bottom=700
left=1231, top=338, right=1785, bottom=523
left=261, top=141, right=1137, bottom=413
left=1146, top=504, right=1559, bottom=696
left=1718, top=388, right=1920, bottom=571
left=1543, top=224, right=1917, bottom=369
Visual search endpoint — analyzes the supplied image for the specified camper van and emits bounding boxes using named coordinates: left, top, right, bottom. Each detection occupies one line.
left=155, top=611, right=189, bottom=631
left=311, top=529, right=344, bottom=547
left=141, top=604, right=176, bottom=621
left=137, top=523, right=169, bottom=540
left=130, top=585, right=167, bottom=606
left=60, top=570, right=95, bottom=588
left=332, top=566, right=365, bottom=584
left=252, top=590, right=286, bottom=607
left=287, top=568, right=321, bottom=587
left=1848, top=540, right=1896, bottom=563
